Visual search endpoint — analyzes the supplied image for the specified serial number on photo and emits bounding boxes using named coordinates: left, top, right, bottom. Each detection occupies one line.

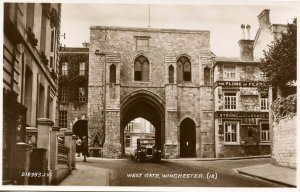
left=21, top=172, right=51, bottom=177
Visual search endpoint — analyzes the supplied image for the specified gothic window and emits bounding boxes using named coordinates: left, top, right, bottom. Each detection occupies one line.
left=204, top=67, right=211, bottom=85
left=134, top=55, right=149, bottom=82
left=177, top=56, right=191, bottom=82
left=168, top=65, right=174, bottom=83
left=110, top=64, right=116, bottom=83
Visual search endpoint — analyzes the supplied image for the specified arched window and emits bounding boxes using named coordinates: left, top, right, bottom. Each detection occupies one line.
left=110, top=64, right=116, bottom=83
left=134, top=55, right=149, bottom=81
left=204, top=67, right=211, bottom=85
left=169, top=65, right=174, bottom=83
left=177, top=56, right=191, bottom=82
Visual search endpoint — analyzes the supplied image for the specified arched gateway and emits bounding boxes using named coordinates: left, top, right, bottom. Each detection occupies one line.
left=88, top=26, right=215, bottom=159
left=120, top=90, right=165, bottom=154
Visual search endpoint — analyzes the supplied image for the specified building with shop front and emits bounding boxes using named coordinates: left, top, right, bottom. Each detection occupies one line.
left=3, top=3, right=61, bottom=183
left=213, top=27, right=271, bottom=157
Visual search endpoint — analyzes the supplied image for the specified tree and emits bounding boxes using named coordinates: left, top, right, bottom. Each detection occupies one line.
left=259, top=18, right=297, bottom=95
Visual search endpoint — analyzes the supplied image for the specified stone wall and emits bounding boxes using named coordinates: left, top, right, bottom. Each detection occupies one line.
left=271, top=114, right=297, bottom=168
left=89, top=26, right=214, bottom=158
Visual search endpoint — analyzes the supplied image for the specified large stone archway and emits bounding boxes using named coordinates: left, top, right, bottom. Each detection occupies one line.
left=120, top=90, right=165, bottom=155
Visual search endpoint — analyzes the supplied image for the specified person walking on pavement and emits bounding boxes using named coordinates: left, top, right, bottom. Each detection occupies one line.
left=81, top=136, right=89, bottom=162
left=76, top=137, right=82, bottom=157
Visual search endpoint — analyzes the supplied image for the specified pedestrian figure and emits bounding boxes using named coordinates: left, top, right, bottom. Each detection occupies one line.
left=76, top=137, right=82, bottom=157
left=81, top=136, right=89, bottom=162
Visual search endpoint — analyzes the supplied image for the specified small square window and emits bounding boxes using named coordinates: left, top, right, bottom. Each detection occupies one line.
left=136, top=37, right=149, bottom=50
left=223, top=66, right=236, bottom=80
left=224, top=92, right=237, bottom=110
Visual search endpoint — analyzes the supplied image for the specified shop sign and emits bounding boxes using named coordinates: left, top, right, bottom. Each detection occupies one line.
left=215, top=81, right=263, bottom=87
left=215, top=111, right=269, bottom=119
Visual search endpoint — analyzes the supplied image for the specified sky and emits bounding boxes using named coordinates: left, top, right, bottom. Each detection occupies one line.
left=60, top=1, right=299, bottom=57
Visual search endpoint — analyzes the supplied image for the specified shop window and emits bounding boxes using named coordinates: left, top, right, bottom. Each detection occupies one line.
left=224, top=92, right=237, bottom=110
left=110, top=64, right=116, bottom=83
left=59, top=110, right=67, bottom=128
left=261, top=123, right=270, bottom=143
left=177, top=56, right=191, bottom=82
left=168, top=65, right=174, bottom=83
left=134, top=55, right=149, bottom=82
left=224, top=121, right=239, bottom=144
left=223, top=66, right=236, bottom=80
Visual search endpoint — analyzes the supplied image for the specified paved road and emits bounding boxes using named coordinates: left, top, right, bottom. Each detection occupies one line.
left=84, top=157, right=283, bottom=187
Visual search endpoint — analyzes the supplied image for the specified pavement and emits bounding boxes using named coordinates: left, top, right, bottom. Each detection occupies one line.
left=235, top=163, right=297, bottom=187
left=59, top=158, right=110, bottom=186
left=58, top=155, right=297, bottom=187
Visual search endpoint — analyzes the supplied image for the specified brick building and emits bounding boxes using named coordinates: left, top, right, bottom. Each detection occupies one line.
left=3, top=3, right=61, bottom=182
left=88, top=26, right=214, bottom=159
left=58, top=44, right=89, bottom=140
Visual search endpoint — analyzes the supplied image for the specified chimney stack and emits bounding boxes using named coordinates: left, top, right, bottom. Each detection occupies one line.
left=258, top=9, right=271, bottom=29
left=82, top=42, right=90, bottom=48
left=239, top=24, right=254, bottom=61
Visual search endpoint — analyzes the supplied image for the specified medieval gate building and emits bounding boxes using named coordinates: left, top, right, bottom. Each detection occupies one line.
left=88, top=26, right=215, bottom=159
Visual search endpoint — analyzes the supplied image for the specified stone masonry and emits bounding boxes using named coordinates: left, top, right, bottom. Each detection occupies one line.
left=271, top=115, right=297, bottom=168
left=88, top=26, right=214, bottom=158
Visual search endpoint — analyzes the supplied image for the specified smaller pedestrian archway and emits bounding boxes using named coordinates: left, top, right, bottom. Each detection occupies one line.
left=180, top=118, right=196, bottom=157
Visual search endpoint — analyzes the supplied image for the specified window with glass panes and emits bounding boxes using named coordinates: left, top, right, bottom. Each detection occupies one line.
left=125, top=136, right=130, bottom=147
left=260, top=92, right=269, bottom=111
left=223, top=66, right=236, bottom=79
left=59, top=110, right=67, bottom=128
left=60, top=86, right=67, bottom=102
left=79, top=87, right=85, bottom=102
left=224, top=121, right=239, bottom=143
left=261, top=123, right=270, bottom=143
left=62, top=62, right=68, bottom=75
left=136, top=37, right=149, bottom=50
left=79, top=62, right=85, bottom=75
left=224, top=92, right=237, bottom=110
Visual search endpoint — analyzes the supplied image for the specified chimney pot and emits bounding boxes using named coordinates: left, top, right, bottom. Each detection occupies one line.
left=241, top=24, right=246, bottom=39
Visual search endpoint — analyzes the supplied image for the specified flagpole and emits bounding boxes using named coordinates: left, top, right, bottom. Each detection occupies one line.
left=148, top=4, right=151, bottom=28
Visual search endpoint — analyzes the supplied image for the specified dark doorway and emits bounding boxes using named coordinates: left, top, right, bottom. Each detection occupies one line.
left=180, top=118, right=196, bottom=157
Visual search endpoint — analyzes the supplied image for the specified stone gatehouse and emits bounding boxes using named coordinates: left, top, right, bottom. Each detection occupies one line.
left=88, top=26, right=215, bottom=159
